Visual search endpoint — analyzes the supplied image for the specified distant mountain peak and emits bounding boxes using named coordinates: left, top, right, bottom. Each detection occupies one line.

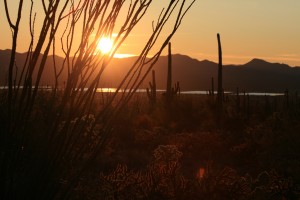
left=172, top=54, right=196, bottom=60
left=0, top=49, right=12, bottom=54
left=245, top=58, right=291, bottom=71
left=200, top=59, right=217, bottom=65
left=246, top=58, right=269, bottom=65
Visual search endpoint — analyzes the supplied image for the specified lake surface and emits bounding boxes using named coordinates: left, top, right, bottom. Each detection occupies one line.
left=0, top=86, right=285, bottom=96
left=97, top=88, right=285, bottom=96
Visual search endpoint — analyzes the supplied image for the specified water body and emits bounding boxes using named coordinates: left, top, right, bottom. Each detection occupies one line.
left=99, top=88, right=284, bottom=96
left=0, top=86, right=285, bottom=96
left=175, top=90, right=284, bottom=96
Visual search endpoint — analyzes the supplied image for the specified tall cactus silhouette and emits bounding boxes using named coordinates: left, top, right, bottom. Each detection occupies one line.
left=166, top=42, right=172, bottom=102
left=146, top=70, right=157, bottom=106
left=165, top=42, right=180, bottom=103
left=217, top=33, right=223, bottom=109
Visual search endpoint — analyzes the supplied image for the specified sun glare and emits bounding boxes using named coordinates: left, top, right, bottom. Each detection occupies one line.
left=97, top=37, right=113, bottom=54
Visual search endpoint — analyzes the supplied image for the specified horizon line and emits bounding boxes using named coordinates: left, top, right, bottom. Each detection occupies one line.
left=1, top=48, right=299, bottom=67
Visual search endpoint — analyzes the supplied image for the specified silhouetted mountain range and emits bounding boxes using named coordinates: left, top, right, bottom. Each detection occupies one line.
left=1, top=49, right=300, bottom=92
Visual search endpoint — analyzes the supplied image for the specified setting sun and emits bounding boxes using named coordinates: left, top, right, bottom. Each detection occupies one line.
left=97, top=37, right=113, bottom=54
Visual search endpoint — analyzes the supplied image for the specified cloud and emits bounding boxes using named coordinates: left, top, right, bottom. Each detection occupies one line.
left=278, top=54, right=299, bottom=57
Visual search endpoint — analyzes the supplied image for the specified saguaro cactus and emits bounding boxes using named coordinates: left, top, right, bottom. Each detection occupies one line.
left=164, top=42, right=181, bottom=103
left=172, top=81, right=181, bottom=96
left=166, top=42, right=172, bottom=102
left=217, top=33, right=223, bottom=109
left=146, top=70, right=156, bottom=106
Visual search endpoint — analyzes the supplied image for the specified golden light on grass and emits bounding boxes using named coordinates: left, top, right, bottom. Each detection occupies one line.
left=97, top=37, right=113, bottom=54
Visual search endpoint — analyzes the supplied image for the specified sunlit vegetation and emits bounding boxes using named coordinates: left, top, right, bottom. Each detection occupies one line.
left=69, top=92, right=300, bottom=199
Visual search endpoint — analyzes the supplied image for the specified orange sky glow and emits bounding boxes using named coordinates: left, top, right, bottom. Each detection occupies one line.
left=1, top=0, right=300, bottom=66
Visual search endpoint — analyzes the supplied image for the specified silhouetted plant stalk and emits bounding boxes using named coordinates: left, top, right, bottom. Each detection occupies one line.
left=208, top=76, right=215, bottom=103
left=236, top=87, right=240, bottom=113
left=1, top=0, right=195, bottom=199
left=3, top=0, right=24, bottom=128
left=284, top=89, right=289, bottom=108
left=165, top=42, right=181, bottom=104
left=247, top=93, right=250, bottom=119
left=217, top=33, right=223, bottom=110
left=173, top=81, right=181, bottom=96
left=146, top=70, right=157, bottom=107
left=166, top=42, right=173, bottom=102
left=211, top=76, right=214, bottom=97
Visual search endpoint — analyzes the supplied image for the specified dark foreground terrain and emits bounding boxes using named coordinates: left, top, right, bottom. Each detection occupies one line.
left=73, top=92, right=300, bottom=199
left=1, top=91, right=300, bottom=199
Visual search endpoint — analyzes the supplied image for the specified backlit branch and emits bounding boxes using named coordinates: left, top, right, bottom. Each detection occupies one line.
left=2, top=0, right=195, bottom=198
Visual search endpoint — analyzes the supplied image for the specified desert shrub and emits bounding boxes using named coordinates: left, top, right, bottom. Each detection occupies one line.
left=73, top=142, right=300, bottom=199
left=64, top=94, right=300, bottom=199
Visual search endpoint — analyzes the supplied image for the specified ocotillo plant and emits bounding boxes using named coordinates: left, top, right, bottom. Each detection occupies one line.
left=217, top=33, right=223, bottom=109
left=2, top=0, right=195, bottom=199
left=146, top=70, right=157, bottom=106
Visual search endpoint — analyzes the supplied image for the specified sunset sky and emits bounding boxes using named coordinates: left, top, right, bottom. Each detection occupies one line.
left=1, top=0, right=300, bottom=66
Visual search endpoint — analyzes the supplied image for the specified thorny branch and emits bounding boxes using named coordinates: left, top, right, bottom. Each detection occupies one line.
left=1, top=0, right=195, bottom=198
